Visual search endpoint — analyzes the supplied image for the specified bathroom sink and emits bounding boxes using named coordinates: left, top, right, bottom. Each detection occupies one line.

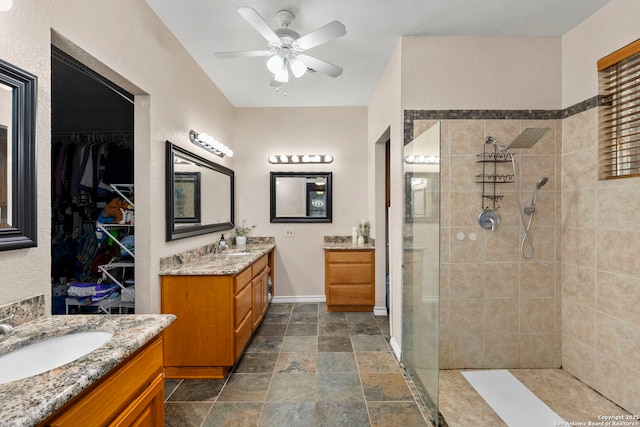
left=0, top=331, right=113, bottom=384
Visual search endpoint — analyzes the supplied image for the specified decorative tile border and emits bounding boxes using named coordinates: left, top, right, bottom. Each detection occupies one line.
left=404, top=95, right=604, bottom=144
left=0, top=294, right=45, bottom=327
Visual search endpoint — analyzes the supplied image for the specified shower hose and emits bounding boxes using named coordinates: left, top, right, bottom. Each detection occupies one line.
left=508, top=151, right=537, bottom=260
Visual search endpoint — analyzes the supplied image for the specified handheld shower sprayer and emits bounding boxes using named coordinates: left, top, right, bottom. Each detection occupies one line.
left=525, top=177, right=548, bottom=215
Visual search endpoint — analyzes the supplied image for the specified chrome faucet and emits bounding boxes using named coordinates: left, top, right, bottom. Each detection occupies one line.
left=0, top=313, right=14, bottom=337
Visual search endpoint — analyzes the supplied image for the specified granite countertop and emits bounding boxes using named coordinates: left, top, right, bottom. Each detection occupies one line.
left=324, top=242, right=375, bottom=250
left=0, top=314, right=175, bottom=426
left=159, top=243, right=275, bottom=276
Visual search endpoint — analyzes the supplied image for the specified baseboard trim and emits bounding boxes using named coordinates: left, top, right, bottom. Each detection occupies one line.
left=271, top=295, right=326, bottom=304
left=390, top=336, right=401, bottom=361
left=373, top=306, right=388, bottom=316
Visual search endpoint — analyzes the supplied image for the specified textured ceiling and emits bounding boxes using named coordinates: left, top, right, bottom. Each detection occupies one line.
left=145, top=0, right=612, bottom=107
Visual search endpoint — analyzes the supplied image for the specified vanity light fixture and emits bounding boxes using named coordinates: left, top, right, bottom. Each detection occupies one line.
left=269, top=154, right=333, bottom=164
left=404, top=155, right=440, bottom=164
left=189, top=130, right=233, bottom=158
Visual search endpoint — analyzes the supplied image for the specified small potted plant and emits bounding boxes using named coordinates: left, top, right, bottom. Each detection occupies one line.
left=234, top=219, right=256, bottom=246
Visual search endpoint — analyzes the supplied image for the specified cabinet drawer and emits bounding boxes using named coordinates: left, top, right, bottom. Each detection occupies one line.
left=326, top=250, right=372, bottom=264
left=252, top=254, right=268, bottom=276
left=235, top=267, right=252, bottom=293
left=234, top=311, right=252, bottom=360
left=234, top=283, right=252, bottom=327
left=327, top=284, right=373, bottom=305
left=327, top=264, right=372, bottom=283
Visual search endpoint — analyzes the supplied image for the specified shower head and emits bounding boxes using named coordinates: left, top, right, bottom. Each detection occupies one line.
left=536, top=176, right=548, bottom=190
left=507, top=128, right=550, bottom=150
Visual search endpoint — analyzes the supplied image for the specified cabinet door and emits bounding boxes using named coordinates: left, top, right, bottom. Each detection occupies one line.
left=251, top=277, right=263, bottom=330
left=161, top=276, right=234, bottom=367
left=261, top=268, right=270, bottom=316
left=109, top=372, right=164, bottom=427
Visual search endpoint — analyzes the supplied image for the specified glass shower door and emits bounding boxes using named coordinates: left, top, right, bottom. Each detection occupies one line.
left=402, top=121, right=441, bottom=425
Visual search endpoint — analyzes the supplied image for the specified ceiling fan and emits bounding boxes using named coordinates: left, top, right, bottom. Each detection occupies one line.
left=214, top=7, right=346, bottom=85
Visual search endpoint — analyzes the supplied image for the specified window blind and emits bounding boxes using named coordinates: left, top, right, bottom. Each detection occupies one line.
left=598, top=39, right=640, bottom=179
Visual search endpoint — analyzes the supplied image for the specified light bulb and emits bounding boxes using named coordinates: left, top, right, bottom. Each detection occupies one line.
left=0, top=0, right=12, bottom=11
left=324, top=155, right=333, bottom=163
left=274, top=65, right=289, bottom=83
left=405, top=155, right=415, bottom=163
left=291, top=155, right=300, bottom=163
left=269, top=155, right=278, bottom=163
left=302, top=155, right=311, bottom=163
left=289, top=58, right=307, bottom=78
left=280, top=155, right=288, bottom=163
left=266, top=55, right=284, bottom=74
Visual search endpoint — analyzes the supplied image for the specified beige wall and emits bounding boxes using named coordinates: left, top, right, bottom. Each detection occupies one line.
left=0, top=0, right=236, bottom=313
left=233, top=107, right=368, bottom=300
left=561, top=0, right=640, bottom=414
left=401, top=36, right=562, bottom=110
left=561, top=0, right=640, bottom=109
left=367, top=42, right=403, bottom=354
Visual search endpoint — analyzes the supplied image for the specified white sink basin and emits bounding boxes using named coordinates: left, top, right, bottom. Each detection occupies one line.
left=0, top=331, right=113, bottom=384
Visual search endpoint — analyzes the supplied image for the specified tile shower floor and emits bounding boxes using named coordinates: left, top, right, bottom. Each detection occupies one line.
left=439, top=369, right=630, bottom=427
left=164, top=302, right=432, bottom=426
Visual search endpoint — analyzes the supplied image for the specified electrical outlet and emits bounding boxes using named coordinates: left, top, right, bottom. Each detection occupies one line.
left=285, top=228, right=295, bottom=237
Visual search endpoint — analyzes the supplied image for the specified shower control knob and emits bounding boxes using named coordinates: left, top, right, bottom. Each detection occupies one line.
left=478, top=209, right=500, bottom=232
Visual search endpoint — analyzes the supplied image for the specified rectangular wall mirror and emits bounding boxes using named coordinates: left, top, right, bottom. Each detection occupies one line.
left=166, top=141, right=234, bottom=241
left=270, top=172, right=332, bottom=223
left=0, top=58, right=37, bottom=251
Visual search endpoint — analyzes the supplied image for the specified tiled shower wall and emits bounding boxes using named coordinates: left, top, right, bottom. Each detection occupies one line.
left=562, top=108, right=640, bottom=414
left=412, top=117, right=562, bottom=370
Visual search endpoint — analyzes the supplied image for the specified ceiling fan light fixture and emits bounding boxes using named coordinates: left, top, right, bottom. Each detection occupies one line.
left=289, top=57, right=307, bottom=78
left=266, top=54, right=284, bottom=74
left=274, top=65, right=289, bottom=83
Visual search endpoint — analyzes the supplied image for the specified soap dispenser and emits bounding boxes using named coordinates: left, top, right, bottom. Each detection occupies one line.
left=219, top=234, right=227, bottom=250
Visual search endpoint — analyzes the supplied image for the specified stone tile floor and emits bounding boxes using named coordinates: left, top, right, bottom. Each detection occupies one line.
left=164, top=302, right=432, bottom=426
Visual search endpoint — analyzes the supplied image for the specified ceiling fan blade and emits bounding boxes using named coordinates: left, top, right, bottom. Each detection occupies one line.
left=297, top=54, right=343, bottom=78
left=296, top=21, right=346, bottom=51
left=237, top=7, right=280, bottom=44
left=214, top=50, right=272, bottom=58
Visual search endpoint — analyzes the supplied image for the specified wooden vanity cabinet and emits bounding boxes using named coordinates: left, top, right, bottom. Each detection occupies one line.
left=161, top=251, right=273, bottom=379
left=325, top=249, right=375, bottom=312
left=40, top=335, right=164, bottom=427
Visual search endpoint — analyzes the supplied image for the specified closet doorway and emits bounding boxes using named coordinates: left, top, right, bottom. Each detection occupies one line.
left=50, top=46, right=135, bottom=315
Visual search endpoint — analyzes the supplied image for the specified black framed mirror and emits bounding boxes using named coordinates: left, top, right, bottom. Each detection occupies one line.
left=0, top=59, right=37, bottom=251
left=270, top=171, right=332, bottom=223
left=166, top=141, right=234, bottom=241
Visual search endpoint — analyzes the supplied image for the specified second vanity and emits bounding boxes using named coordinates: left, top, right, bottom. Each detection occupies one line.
left=324, top=238, right=375, bottom=312
left=159, top=242, right=275, bottom=379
